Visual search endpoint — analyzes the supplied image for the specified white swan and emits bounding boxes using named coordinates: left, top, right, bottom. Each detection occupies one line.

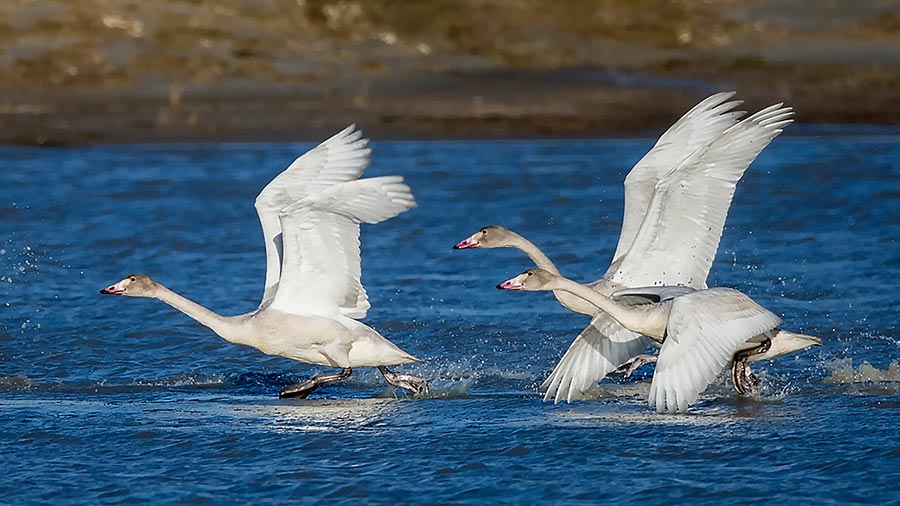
left=498, top=269, right=819, bottom=413
left=454, top=93, right=801, bottom=402
left=100, top=126, right=427, bottom=398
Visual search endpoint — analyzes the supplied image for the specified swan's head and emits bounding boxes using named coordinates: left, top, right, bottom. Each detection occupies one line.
left=496, top=269, right=557, bottom=291
left=453, top=225, right=514, bottom=249
left=99, top=274, right=158, bottom=298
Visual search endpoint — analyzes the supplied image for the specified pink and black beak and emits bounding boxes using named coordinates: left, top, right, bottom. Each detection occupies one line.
left=453, top=233, right=480, bottom=250
left=496, top=274, right=525, bottom=290
left=99, top=279, right=127, bottom=295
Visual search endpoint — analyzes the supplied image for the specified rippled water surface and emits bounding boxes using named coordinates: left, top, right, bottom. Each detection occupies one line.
left=2, top=133, right=899, bottom=504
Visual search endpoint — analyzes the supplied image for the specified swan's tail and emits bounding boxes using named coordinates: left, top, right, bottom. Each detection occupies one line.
left=752, top=329, right=821, bottom=362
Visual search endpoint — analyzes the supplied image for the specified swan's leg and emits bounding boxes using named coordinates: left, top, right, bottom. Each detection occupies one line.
left=280, top=368, right=352, bottom=399
left=732, top=360, right=749, bottom=395
left=731, top=338, right=772, bottom=395
left=378, top=366, right=428, bottom=396
left=613, top=354, right=658, bottom=378
left=743, top=364, right=760, bottom=395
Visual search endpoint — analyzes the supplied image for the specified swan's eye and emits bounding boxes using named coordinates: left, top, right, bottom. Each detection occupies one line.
left=130, top=277, right=136, bottom=282
left=527, top=272, right=533, bottom=277
left=480, top=229, right=487, bottom=235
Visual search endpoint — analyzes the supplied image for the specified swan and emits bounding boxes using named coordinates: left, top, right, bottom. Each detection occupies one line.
left=99, top=126, right=427, bottom=398
left=498, top=268, right=820, bottom=413
left=454, top=93, right=801, bottom=402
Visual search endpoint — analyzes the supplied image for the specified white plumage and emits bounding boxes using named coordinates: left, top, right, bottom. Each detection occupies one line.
left=540, top=313, right=649, bottom=402
left=255, top=125, right=371, bottom=306
left=611, top=103, right=794, bottom=288
left=613, top=91, right=747, bottom=262
left=270, top=176, right=416, bottom=319
left=649, top=288, right=782, bottom=413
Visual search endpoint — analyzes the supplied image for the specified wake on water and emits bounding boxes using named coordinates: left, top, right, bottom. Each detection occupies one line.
left=5, top=356, right=900, bottom=400
left=822, top=359, right=900, bottom=384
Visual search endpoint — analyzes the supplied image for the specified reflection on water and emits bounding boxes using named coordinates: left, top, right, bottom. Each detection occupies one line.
left=226, top=398, right=401, bottom=433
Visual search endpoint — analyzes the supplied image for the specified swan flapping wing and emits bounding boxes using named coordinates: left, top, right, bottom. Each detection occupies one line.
left=649, top=288, right=783, bottom=413
left=254, top=125, right=372, bottom=304
left=609, top=103, right=794, bottom=289
left=541, top=311, right=654, bottom=403
left=268, top=176, right=416, bottom=319
left=612, top=92, right=745, bottom=264
left=540, top=100, right=788, bottom=405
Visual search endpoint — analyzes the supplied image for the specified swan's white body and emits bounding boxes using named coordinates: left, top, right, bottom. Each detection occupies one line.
left=102, top=126, right=421, bottom=382
left=162, top=288, right=418, bottom=369
left=458, top=93, right=796, bottom=402
left=500, top=271, right=786, bottom=413
left=214, top=311, right=416, bottom=368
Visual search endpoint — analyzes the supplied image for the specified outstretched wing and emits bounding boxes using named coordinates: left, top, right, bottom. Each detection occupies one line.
left=649, top=288, right=782, bottom=414
left=541, top=310, right=654, bottom=403
left=539, top=101, right=790, bottom=404
left=540, top=94, right=745, bottom=403
left=254, top=125, right=371, bottom=305
left=608, top=103, right=794, bottom=289
left=268, top=176, right=416, bottom=319
left=612, top=92, right=745, bottom=263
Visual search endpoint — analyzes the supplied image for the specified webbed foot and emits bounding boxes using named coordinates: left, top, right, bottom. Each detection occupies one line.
left=613, top=354, right=658, bottom=378
left=280, top=368, right=352, bottom=398
left=378, top=366, right=429, bottom=397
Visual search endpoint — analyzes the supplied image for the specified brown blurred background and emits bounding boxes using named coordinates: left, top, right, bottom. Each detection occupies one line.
left=1, top=0, right=898, bottom=145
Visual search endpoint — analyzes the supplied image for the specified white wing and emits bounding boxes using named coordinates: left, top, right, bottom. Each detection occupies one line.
left=612, top=92, right=745, bottom=263
left=609, top=103, right=794, bottom=289
left=268, top=176, right=416, bottom=319
left=254, top=125, right=371, bottom=305
left=547, top=93, right=742, bottom=398
left=540, top=101, right=790, bottom=404
left=541, top=311, right=654, bottom=403
left=649, top=288, right=782, bottom=414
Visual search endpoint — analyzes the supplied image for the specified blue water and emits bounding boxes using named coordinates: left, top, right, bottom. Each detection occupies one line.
left=2, top=134, right=899, bottom=504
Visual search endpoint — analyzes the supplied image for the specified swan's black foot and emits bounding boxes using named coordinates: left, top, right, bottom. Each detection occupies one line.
left=613, top=354, right=658, bottom=378
left=280, top=368, right=352, bottom=398
left=378, top=366, right=428, bottom=397
left=731, top=338, right=772, bottom=395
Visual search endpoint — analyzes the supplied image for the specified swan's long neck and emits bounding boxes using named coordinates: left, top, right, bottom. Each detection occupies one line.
left=504, top=232, right=561, bottom=275
left=505, top=232, right=604, bottom=315
left=549, top=276, right=669, bottom=340
left=153, top=284, right=239, bottom=342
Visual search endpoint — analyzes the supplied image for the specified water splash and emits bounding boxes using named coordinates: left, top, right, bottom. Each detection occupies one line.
left=822, top=358, right=900, bottom=383
left=0, top=376, right=36, bottom=391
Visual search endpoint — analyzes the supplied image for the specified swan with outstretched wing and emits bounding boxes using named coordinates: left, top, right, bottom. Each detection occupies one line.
left=100, top=126, right=427, bottom=398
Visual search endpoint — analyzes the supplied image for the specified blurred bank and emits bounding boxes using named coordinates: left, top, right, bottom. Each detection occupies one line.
left=0, top=0, right=898, bottom=145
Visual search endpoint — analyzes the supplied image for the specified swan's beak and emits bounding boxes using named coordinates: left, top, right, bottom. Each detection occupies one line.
left=497, top=275, right=524, bottom=290
left=100, top=279, right=127, bottom=295
left=453, top=233, right=479, bottom=250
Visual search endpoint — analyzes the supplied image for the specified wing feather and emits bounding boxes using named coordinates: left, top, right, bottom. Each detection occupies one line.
left=254, top=125, right=371, bottom=305
left=648, top=288, right=783, bottom=413
left=612, top=92, right=745, bottom=262
left=541, top=311, right=655, bottom=403
left=609, top=104, right=794, bottom=289
left=269, top=177, right=416, bottom=318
